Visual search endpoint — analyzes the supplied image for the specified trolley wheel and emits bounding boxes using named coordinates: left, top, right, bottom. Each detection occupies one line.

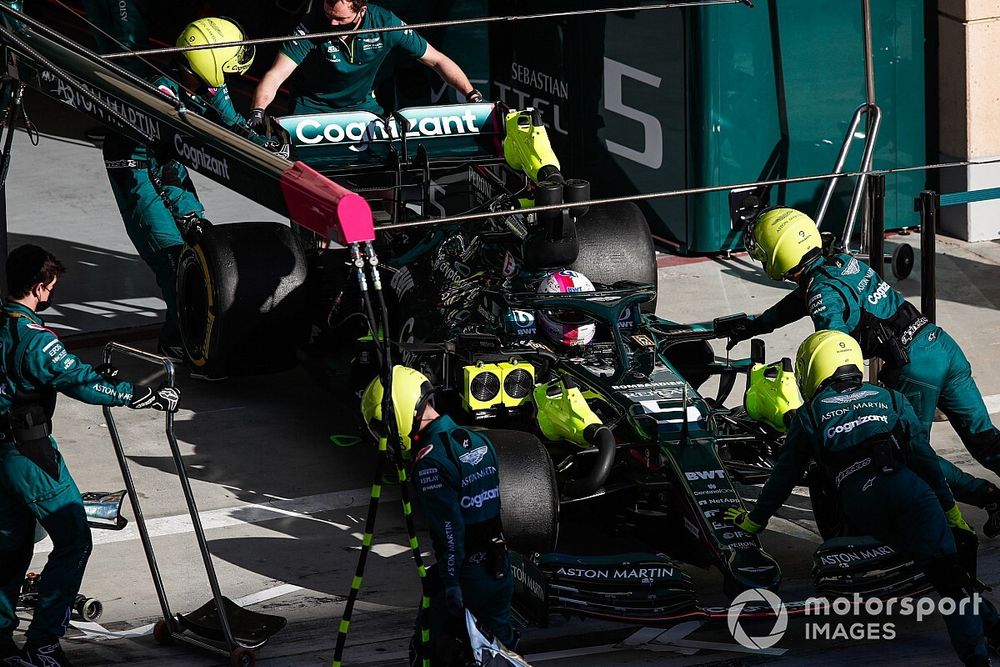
left=230, top=647, right=256, bottom=667
left=153, top=619, right=173, bottom=645
left=75, top=597, right=103, bottom=622
left=890, top=243, right=914, bottom=280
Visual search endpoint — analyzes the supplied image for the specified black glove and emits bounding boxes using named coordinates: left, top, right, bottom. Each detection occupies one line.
left=128, top=384, right=181, bottom=413
left=93, top=362, right=119, bottom=382
left=178, top=213, right=211, bottom=244
left=464, top=88, right=485, bottom=103
left=726, top=317, right=758, bottom=351
left=246, top=108, right=268, bottom=134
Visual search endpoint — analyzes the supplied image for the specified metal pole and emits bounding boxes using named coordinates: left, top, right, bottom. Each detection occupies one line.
left=862, top=0, right=875, bottom=107
left=917, top=191, right=939, bottom=323
left=867, top=173, right=885, bottom=384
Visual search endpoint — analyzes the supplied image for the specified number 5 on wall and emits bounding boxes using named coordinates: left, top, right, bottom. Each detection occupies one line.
left=603, top=57, right=664, bottom=170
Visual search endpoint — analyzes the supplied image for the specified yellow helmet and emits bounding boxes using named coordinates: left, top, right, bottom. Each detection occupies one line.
left=794, top=330, right=864, bottom=400
left=745, top=207, right=822, bottom=280
left=744, top=359, right=804, bottom=432
left=360, top=366, right=435, bottom=452
left=176, top=17, right=254, bottom=87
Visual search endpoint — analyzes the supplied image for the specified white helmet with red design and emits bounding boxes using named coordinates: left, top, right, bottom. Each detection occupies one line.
left=536, top=270, right=597, bottom=346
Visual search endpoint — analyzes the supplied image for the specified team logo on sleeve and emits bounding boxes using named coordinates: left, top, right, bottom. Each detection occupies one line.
left=458, top=446, right=488, bottom=466
left=821, top=390, right=880, bottom=405
left=842, top=258, right=861, bottom=276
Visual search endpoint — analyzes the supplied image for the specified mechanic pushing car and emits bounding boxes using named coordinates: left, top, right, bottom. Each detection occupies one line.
left=726, top=207, right=1000, bottom=535
left=360, top=366, right=515, bottom=666
left=248, top=0, right=483, bottom=124
left=0, top=245, right=180, bottom=667
left=101, top=17, right=265, bottom=361
left=727, top=330, right=1000, bottom=667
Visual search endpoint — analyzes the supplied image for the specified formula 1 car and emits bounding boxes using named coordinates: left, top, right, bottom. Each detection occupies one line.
left=170, top=102, right=790, bottom=619
left=168, top=100, right=937, bottom=626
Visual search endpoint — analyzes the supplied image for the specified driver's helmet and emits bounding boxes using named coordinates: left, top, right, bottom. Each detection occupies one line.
left=795, top=330, right=864, bottom=400
left=536, top=270, right=596, bottom=346
left=745, top=207, right=822, bottom=281
left=360, top=365, right=434, bottom=453
left=176, top=17, right=255, bottom=87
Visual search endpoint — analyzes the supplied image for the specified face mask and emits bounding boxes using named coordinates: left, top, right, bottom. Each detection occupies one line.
left=35, top=283, right=54, bottom=312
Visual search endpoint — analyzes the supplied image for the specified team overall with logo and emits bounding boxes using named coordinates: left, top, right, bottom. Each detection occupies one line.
left=747, top=252, right=1000, bottom=510
left=747, top=377, right=1000, bottom=664
left=0, top=303, right=136, bottom=648
left=412, top=414, right=514, bottom=655
left=280, top=4, right=428, bottom=114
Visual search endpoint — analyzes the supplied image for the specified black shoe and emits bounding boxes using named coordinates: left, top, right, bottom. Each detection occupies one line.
left=0, top=638, right=29, bottom=667
left=23, top=641, right=74, bottom=667
left=156, top=342, right=186, bottom=364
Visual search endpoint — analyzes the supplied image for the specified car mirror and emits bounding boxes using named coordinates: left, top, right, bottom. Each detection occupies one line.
left=729, top=186, right=769, bottom=231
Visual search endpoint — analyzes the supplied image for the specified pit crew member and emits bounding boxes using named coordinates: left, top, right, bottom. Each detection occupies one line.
left=725, top=207, right=1000, bottom=534
left=248, top=0, right=483, bottom=122
left=360, top=366, right=514, bottom=664
left=727, top=330, right=999, bottom=667
left=0, top=245, right=178, bottom=667
left=101, top=17, right=263, bottom=360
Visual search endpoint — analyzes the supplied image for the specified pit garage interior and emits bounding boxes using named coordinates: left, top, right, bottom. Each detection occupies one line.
left=2, top=1, right=1000, bottom=666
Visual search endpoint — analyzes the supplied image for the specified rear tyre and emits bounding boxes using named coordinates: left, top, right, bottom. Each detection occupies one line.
left=485, top=429, right=559, bottom=555
left=570, top=202, right=658, bottom=312
left=177, top=222, right=309, bottom=378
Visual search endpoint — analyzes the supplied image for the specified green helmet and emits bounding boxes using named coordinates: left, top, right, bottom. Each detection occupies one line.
left=795, top=330, right=864, bottom=400
left=745, top=208, right=822, bottom=280
left=744, top=358, right=804, bottom=432
left=360, top=366, right=434, bottom=452
left=176, top=17, right=254, bottom=87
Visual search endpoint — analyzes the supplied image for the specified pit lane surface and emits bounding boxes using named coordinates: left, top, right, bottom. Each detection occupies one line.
left=11, top=90, right=1000, bottom=665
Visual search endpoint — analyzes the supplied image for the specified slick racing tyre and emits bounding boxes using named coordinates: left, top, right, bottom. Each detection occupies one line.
left=485, top=429, right=559, bottom=555
left=177, top=222, right=309, bottom=378
left=570, top=202, right=658, bottom=312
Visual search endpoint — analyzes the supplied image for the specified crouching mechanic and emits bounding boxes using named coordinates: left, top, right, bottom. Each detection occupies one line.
left=102, top=17, right=274, bottom=359
left=727, top=330, right=999, bottom=666
left=360, top=366, right=514, bottom=665
left=726, top=207, right=1000, bottom=535
left=0, top=245, right=179, bottom=667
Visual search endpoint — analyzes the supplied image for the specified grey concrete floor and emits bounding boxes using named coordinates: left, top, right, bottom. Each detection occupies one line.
left=8, top=89, right=1000, bottom=665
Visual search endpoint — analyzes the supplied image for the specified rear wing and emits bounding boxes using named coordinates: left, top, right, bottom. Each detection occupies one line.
left=0, top=6, right=372, bottom=243
left=276, top=102, right=504, bottom=172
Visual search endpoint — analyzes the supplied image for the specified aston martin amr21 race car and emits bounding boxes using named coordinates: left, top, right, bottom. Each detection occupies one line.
left=173, top=103, right=932, bottom=626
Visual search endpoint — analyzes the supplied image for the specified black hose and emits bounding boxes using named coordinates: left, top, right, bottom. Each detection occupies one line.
left=564, top=426, right=616, bottom=498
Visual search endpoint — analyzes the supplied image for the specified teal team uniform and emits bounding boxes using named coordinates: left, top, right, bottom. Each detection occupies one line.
left=412, top=415, right=514, bottom=657
left=81, top=0, right=149, bottom=76
left=751, top=253, right=1000, bottom=507
left=749, top=379, right=999, bottom=663
left=101, top=77, right=258, bottom=350
left=280, top=3, right=428, bottom=114
left=0, top=303, right=134, bottom=644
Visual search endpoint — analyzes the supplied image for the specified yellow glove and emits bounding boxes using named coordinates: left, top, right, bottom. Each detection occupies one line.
left=724, top=507, right=763, bottom=534
left=945, top=503, right=975, bottom=535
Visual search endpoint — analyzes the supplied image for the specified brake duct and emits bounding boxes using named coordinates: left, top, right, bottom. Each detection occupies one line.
left=534, top=380, right=616, bottom=497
